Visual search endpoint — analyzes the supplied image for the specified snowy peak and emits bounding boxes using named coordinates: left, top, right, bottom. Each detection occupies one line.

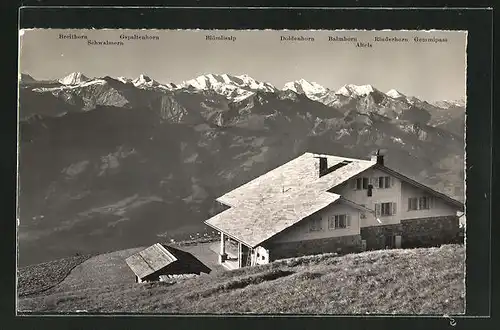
left=59, top=72, right=90, bottom=85
left=386, top=89, right=406, bottom=99
left=183, top=74, right=222, bottom=90
left=132, top=74, right=157, bottom=87
left=180, top=73, right=277, bottom=102
left=130, top=74, right=177, bottom=90
left=117, top=76, right=132, bottom=84
left=182, top=73, right=276, bottom=93
left=335, top=84, right=379, bottom=97
left=283, top=79, right=328, bottom=95
left=233, top=74, right=277, bottom=92
left=432, top=99, right=466, bottom=109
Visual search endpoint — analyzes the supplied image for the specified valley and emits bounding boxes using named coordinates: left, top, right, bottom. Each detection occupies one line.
left=17, top=72, right=465, bottom=266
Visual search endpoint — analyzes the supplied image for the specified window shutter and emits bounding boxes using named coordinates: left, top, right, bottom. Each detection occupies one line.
left=373, top=177, right=378, bottom=188
left=390, top=176, right=395, bottom=187
left=375, top=203, right=381, bottom=216
left=429, top=196, right=434, bottom=209
left=392, top=202, right=397, bottom=215
left=346, top=214, right=351, bottom=227
left=407, top=198, right=411, bottom=211
left=351, top=179, right=356, bottom=190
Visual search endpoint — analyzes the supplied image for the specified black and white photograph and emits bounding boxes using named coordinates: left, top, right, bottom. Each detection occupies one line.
left=17, top=28, right=467, bottom=315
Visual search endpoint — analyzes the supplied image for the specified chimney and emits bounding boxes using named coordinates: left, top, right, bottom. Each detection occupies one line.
left=318, top=156, right=328, bottom=177
left=371, top=150, right=384, bottom=166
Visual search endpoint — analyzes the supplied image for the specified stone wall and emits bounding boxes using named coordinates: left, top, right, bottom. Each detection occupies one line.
left=400, top=215, right=462, bottom=248
left=359, top=215, right=462, bottom=250
left=265, top=234, right=362, bottom=261
left=360, top=224, right=403, bottom=250
left=263, top=216, right=462, bottom=262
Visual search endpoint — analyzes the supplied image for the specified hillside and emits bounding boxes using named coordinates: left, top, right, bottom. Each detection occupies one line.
left=17, top=73, right=465, bottom=266
left=18, top=244, right=465, bottom=314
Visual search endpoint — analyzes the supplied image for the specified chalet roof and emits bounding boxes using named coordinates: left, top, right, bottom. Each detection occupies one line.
left=125, top=243, right=178, bottom=280
left=206, top=153, right=376, bottom=247
left=217, top=152, right=374, bottom=207
left=207, top=191, right=341, bottom=247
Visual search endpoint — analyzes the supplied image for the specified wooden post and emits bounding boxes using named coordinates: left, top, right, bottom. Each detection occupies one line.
left=218, top=232, right=227, bottom=263
left=238, top=242, right=242, bottom=268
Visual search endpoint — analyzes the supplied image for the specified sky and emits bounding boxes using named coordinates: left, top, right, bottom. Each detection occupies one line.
left=19, top=29, right=467, bottom=102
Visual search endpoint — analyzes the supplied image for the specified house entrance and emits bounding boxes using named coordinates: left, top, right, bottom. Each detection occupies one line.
left=385, top=235, right=394, bottom=249
left=385, top=235, right=402, bottom=249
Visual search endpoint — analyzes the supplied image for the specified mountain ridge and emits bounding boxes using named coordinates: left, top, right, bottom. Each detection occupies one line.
left=21, top=71, right=464, bottom=107
left=17, top=71, right=465, bottom=266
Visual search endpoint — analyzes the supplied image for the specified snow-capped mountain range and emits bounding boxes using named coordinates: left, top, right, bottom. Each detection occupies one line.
left=432, top=99, right=467, bottom=109
left=181, top=73, right=277, bottom=102
left=23, top=71, right=465, bottom=110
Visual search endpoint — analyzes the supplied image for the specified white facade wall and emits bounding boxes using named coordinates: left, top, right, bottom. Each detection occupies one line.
left=271, top=201, right=361, bottom=243
left=330, top=167, right=458, bottom=226
left=331, top=168, right=402, bottom=226
left=400, top=181, right=457, bottom=219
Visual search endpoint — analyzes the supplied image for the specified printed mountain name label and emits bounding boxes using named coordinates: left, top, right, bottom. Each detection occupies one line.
left=59, top=33, right=87, bottom=40
left=206, top=35, right=236, bottom=42
left=356, top=41, right=373, bottom=48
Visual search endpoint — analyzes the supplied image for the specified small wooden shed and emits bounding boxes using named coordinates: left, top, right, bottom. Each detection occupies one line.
left=125, top=243, right=210, bottom=283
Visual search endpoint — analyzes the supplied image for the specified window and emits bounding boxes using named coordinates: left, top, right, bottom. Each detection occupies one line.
left=375, top=202, right=397, bottom=217
left=354, top=177, right=369, bottom=190
left=328, top=214, right=351, bottom=229
left=378, top=176, right=392, bottom=189
left=356, top=178, right=363, bottom=190
left=381, top=203, right=392, bottom=216
left=309, top=216, right=322, bottom=232
left=408, top=197, right=418, bottom=211
left=419, top=196, right=431, bottom=210
left=408, top=196, right=433, bottom=211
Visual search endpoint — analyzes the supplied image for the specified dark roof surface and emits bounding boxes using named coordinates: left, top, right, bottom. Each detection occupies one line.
left=125, top=243, right=177, bottom=279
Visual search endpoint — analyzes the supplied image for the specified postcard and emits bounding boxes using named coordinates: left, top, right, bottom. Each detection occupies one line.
left=17, top=28, right=467, bottom=315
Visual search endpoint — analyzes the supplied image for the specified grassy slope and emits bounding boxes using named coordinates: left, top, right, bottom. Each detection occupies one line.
left=18, top=254, right=95, bottom=297
left=18, top=244, right=465, bottom=314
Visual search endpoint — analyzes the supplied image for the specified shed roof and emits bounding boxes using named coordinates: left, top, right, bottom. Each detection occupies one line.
left=125, top=243, right=178, bottom=280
